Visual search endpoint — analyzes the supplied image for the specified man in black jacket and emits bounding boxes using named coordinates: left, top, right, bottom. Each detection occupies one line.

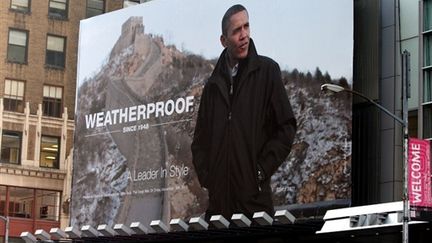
left=191, top=4, right=297, bottom=221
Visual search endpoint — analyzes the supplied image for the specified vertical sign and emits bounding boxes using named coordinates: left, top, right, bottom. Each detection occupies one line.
left=408, top=138, right=432, bottom=219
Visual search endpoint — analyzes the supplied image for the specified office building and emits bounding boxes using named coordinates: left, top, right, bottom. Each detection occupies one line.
left=0, top=1, right=124, bottom=242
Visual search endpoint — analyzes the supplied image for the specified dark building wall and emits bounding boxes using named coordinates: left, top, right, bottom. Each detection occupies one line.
left=352, top=0, right=404, bottom=205
left=352, top=0, right=381, bottom=205
left=378, top=0, right=404, bottom=203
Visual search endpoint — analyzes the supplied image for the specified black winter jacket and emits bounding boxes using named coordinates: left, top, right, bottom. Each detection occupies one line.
left=191, top=39, right=297, bottom=220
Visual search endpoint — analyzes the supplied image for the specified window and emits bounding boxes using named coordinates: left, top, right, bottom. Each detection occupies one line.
left=1, top=131, right=21, bottom=165
left=10, top=0, right=30, bottom=12
left=424, top=104, right=432, bottom=139
left=46, top=35, right=66, bottom=68
left=43, top=85, right=62, bottom=117
left=408, top=110, right=418, bottom=138
left=426, top=70, right=432, bottom=103
left=36, top=190, right=60, bottom=221
left=7, top=29, right=28, bottom=64
left=49, top=0, right=68, bottom=19
left=0, top=186, right=61, bottom=222
left=425, top=0, right=432, bottom=31
left=40, top=136, right=60, bottom=169
left=425, top=34, right=432, bottom=67
left=4, top=79, right=25, bottom=112
left=8, top=187, right=33, bottom=218
left=0, top=186, right=6, bottom=216
left=86, top=0, right=105, bottom=18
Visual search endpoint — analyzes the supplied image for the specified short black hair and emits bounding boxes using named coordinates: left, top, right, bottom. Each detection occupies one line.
left=221, top=4, right=248, bottom=36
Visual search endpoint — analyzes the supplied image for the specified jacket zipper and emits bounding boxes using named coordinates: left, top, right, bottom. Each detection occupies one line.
left=227, top=79, right=233, bottom=212
left=230, top=76, right=261, bottom=193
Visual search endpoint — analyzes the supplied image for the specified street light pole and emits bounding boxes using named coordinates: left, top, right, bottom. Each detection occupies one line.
left=401, top=50, right=411, bottom=243
left=321, top=80, right=409, bottom=243
left=0, top=216, right=9, bottom=243
left=322, top=84, right=405, bottom=125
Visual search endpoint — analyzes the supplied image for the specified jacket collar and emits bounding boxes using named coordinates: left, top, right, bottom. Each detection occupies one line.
left=210, top=38, right=260, bottom=104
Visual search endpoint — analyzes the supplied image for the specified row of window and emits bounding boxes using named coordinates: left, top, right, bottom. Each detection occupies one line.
left=7, top=0, right=107, bottom=66
left=0, top=185, right=61, bottom=222
left=1, top=131, right=60, bottom=169
left=10, top=0, right=106, bottom=19
left=7, top=29, right=66, bottom=68
left=4, top=80, right=63, bottom=117
left=423, top=0, right=432, bottom=139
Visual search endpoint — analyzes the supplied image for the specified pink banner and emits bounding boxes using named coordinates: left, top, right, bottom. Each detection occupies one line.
left=408, top=138, right=432, bottom=208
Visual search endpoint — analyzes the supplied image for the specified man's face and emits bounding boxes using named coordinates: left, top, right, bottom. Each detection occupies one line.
left=221, top=10, right=250, bottom=63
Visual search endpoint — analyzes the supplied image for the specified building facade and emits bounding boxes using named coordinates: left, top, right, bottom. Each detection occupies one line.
left=420, top=0, right=432, bottom=140
left=352, top=0, right=432, bottom=211
left=0, top=1, right=124, bottom=242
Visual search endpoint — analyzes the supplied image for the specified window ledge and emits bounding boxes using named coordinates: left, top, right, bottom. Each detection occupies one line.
left=40, top=166, right=60, bottom=170
left=42, top=114, right=63, bottom=119
left=9, top=8, right=31, bottom=15
left=7, top=60, right=28, bottom=65
left=0, top=163, right=67, bottom=175
left=45, top=64, right=65, bottom=70
left=0, top=162, right=21, bottom=166
left=48, top=15, right=69, bottom=21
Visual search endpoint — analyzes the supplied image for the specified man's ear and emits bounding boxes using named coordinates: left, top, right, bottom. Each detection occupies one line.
left=220, top=35, right=227, bottom=48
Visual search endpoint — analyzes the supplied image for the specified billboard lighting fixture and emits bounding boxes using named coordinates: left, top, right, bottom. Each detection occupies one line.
left=64, top=226, right=81, bottom=238
left=113, top=224, right=133, bottom=236
left=170, top=218, right=189, bottom=232
left=209, top=215, right=230, bottom=229
left=49, top=228, right=68, bottom=240
left=253, top=211, right=274, bottom=226
left=189, top=216, right=209, bottom=230
left=274, top=210, right=296, bottom=224
left=20, top=232, right=37, bottom=243
left=81, top=225, right=100, bottom=237
left=150, top=220, right=169, bottom=233
left=20, top=210, right=299, bottom=242
left=231, top=213, right=251, bottom=227
left=34, top=229, right=51, bottom=241
left=97, top=224, right=117, bottom=237
left=130, top=222, right=148, bottom=235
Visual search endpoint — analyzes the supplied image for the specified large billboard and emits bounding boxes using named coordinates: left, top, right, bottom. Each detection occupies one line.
left=72, top=0, right=353, bottom=226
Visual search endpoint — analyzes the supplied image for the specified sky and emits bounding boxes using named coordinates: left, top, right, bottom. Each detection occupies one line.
left=77, top=0, right=353, bottom=87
